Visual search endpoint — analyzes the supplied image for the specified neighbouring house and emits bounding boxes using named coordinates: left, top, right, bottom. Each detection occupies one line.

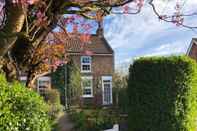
left=187, top=38, right=197, bottom=61
left=20, top=22, right=114, bottom=106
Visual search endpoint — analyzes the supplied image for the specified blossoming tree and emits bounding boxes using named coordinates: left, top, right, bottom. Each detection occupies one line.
left=0, top=0, right=195, bottom=87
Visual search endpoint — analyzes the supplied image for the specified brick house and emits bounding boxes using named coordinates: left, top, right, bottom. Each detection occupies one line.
left=187, top=38, right=197, bottom=61
left=20, top=23, right=114, bottom=106
left=65, top=27, right=114, bottom=106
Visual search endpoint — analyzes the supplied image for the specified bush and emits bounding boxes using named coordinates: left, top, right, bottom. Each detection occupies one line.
left=128, top=56, right=197, bottom=131
left=118, top=88, right=129, bottom=113
left=113, top=73, right=129, bottom=113
left=0, top=74, right=51, bottom=131
left=69, top=109, right=118, bottom=131
left=44, top=89, right=63, bottom=121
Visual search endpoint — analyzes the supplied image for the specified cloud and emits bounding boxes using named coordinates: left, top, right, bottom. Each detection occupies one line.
left=104, top=0, right=197, bottom=71
left=142, top=41, right=187, bottom=57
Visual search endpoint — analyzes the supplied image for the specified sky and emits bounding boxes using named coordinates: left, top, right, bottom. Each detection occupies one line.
left=103, top=0, right=197, bottom=72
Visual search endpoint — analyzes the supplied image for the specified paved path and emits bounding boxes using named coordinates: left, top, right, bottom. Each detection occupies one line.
left=56, top=112, right=74, bottom=131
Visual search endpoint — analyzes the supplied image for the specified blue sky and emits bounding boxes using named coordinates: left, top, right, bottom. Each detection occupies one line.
left=103, top=0, right=197, bottom=72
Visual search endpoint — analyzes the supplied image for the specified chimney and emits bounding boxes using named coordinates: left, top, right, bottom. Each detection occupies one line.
left=96, top=21, right=104, bottom=37
left=72, top=24, right=78, bottom=34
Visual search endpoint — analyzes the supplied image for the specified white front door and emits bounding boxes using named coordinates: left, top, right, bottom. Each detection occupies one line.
left=102, top=76, right=113, bottom=105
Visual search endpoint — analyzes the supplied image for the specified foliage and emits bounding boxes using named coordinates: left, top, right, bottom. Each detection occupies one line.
left=113, top=73, right=129, bottom=113
left=69, top=108, right=119, bottom=131
left=0, top=74, right=51, bottom=131
left=117, top=88, right=129, bottom=114
left=44, top=88, right=61, bottom=104
left=68, top=62, right=82, bottom=106
left=0, top=0, right=195, bottom=85
left=44, top=89, right=63, bottom=121
left=51, top=65, right=66, bottom=104
left=128, top=55, right=197, bottom=131
left=51, top=62, right=82, bottom=106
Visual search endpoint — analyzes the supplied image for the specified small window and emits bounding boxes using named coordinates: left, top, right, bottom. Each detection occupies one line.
left=81, top=56, right=91, bottom=72
left=37, top=77, right=51, bottom=93
left=20, top=76, right=27, bottom=85
left=82, top=76, right=93, bottom=97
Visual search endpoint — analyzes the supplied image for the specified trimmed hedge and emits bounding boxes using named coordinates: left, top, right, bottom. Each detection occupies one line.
left=128, top=56, right=197, bottom=131
left=0, top=74, right=51, bottom=131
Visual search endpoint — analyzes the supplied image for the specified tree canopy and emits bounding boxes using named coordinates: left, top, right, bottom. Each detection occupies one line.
left=0, top=0, right=196, bottom=87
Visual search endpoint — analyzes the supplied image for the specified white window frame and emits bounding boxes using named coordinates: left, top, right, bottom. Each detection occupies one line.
left=102, top=76, right=113, bottom=105
left=81, top=76, right=93, bottom=98
left=81, top=56, right=92, bottom=73
left=20, top=76, right=27, bottom=85
left=37, top=76, right=51, bottom=92
left=20, top=76, right=27, bottom=81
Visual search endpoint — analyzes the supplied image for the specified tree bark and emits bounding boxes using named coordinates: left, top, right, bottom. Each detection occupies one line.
left=1, top=55, right=18, bottom=82
left=0, top=1, right=26, bottom=57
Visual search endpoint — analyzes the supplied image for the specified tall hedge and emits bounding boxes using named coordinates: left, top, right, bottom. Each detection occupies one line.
left=0, top=74, right=51, bottom=131
left=128, top=56, right=197, bottom=131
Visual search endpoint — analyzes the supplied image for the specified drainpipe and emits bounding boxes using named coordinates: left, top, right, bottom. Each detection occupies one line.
left=64, top=64, right=68, bottom=110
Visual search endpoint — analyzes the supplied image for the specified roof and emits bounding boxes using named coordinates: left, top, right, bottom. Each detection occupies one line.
left=46, top=26, right=114, bottom=55
left=64, top=34, right=114, bottom=55
left=186, top=38, right=197, bottom=55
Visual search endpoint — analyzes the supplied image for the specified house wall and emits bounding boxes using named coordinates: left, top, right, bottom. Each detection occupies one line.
left=70, top=54, right=114, bottom=106
left=188, top=43, right=197, bottom=61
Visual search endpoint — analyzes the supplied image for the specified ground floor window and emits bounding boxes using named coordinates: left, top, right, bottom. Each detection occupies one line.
left=20, top=76, right=27, bottom=85
left=102, top=76, right=113, bottom=105
left=82, top=76, right=93, bottom=98
left=37, top=77, right=51, bottom=94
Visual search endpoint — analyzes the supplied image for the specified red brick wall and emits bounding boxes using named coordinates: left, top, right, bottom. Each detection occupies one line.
left=70, top=55, right=114, bottom=75
left=70, top=54, right=114, bottom=106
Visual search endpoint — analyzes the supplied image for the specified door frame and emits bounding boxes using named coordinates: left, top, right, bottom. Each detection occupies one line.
left=102, top=76, right=113, bottom=105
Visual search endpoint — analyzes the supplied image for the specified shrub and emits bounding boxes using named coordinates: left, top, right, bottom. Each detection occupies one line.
left=118, top=88, right=129, bottom=113
left=69, top=109, right=117, bottom=131
left=113, top=73, right=129, bottom=113
left=51, top=65, right=65, bottom=105
left=0, top=74, right=51, bottom=131
left=128, top=56, right=197, bottom=131
left=44, top=89, right=63, bottom=120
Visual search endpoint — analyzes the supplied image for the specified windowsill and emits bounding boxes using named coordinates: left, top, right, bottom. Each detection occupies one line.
left=82, top=95, right=93, bottom=98
left=102, top=103, right=113, bottom=106
left=81, top=70, right=91, bottom=73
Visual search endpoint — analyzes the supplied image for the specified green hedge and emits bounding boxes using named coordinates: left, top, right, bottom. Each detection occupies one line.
left=128, top=56, right=197, bottom=131
left=69, top=109, right=118, bottom=131
left=0, top=74, right=51, bottom=131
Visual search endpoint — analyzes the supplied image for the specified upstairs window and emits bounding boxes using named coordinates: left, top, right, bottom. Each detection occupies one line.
left=81, top=56, right=91, bottom=72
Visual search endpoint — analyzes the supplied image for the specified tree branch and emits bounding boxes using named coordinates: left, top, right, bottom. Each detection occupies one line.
left=149, top=0, right=197, bottom=29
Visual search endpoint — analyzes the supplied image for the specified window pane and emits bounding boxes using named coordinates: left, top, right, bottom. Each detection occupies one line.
left=38, top=80, right=50, bottom=88
left=83, top=88, right=92, bottom=95
left=104, top=83, right=111, bottom=104
left=82, top=77, right=92, bottom=96
left=21, top=80, right=26, bottom=84
left=103, top=80, right=111, bottom=83
left=82, top=57, right=91, bottom=63
left=82, top=65, right=90, bottom=71
left=82, top=79, right=91, bottom=87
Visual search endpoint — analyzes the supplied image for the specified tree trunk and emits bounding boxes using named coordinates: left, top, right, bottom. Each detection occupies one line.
left=0, top=1, right=26, bottom=57
left=1, top=56, right=18, bottom=82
